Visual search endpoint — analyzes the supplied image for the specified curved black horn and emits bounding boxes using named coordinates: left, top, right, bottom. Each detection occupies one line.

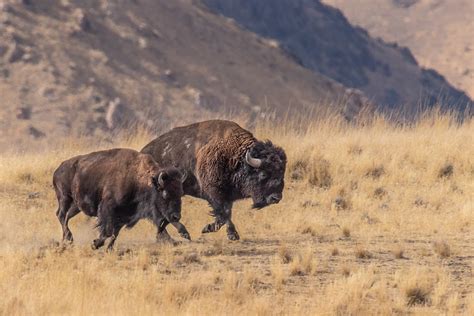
left=181, top=171, right=187, bottom=183
left=158, top=172, right=165, bottom=188
left=245, top=150, right=262, bottom=168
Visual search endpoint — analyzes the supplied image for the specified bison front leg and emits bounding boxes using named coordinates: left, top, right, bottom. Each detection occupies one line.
left=170, top=222, right=191, bottom=240
left=225, top=221, right=240, bottom=241
left=202, top=203, right=240, bottom=241
left=222, top=208, right=239, bottom=241
left=155, top=218, right=175, bottom=244
left=156, top=218, right=191, bottom=243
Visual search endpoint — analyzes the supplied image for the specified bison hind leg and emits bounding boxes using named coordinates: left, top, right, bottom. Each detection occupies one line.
left=92, top=238, right=106, bottom=250
left=106, top=222, right=125, bottom=251
left=201, top=220, right=225, bottom=234
left=93, top=224, right=123, bottom=251
left=57, top=198, right=79, bottom=243
left=93, top=202, right=123, bottom=251
left=92, top=223, right=111, bottom=250
left=63, top=205, right=80, bottom=242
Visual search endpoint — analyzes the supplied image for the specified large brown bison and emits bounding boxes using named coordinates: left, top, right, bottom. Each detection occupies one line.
left=53, top=148, right=189, bottom=250
left=141, top=120, right=287, bottom=240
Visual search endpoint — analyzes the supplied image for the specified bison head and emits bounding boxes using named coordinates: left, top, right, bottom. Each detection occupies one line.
left=240, top=141, right=286, bottom=209
left=152, top=168, right=186, bottom=223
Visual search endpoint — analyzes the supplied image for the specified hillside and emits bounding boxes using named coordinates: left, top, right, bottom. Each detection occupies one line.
left=323, top=0, right=474, bottom=99
left=0, top=0, right=360, bottom=148
left=203, top=0, right=472, bottom=111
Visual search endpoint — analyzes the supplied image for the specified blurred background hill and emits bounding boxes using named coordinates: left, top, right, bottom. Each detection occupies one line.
left=204, top=0, right=471, bottom=110
left=323, top=0, right=474, bottom=98
left=0, top=0, right=472, bottom=149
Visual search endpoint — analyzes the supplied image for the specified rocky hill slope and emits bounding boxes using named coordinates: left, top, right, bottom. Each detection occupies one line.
left=323, top=0, right=474, bottom=98
left=0, top=0, right=360, bottom=148
left=1, top=0, right=471, bottom=149
left=203, top=0, right=472, bottom=111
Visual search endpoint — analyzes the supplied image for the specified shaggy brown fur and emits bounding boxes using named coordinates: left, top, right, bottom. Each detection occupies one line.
left=141, top=120, right=287, bottom=240
left=53, top=148, right=189, bottom=250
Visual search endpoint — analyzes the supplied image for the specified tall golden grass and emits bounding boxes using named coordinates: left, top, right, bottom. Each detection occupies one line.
left=0, top=112, right=472, bottom=315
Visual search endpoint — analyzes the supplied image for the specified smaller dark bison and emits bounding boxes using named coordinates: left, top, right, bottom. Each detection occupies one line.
left=53, top=148, right=189, bottom=250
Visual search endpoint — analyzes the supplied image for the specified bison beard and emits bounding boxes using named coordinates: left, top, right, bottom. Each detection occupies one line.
left=141, top=120, right=287, bottom=241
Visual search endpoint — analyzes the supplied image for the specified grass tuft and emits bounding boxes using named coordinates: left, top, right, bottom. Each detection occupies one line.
left=392, top=246, right=405, bottom=259
left=342, top=227, right=351, bottom=238
left=438, top=163, right=454, bottom=178
left=355, top=247, right=372, bottom=259
left=433, top=240, right=451, bottom=258
left=277, top=243, right=293, bottom=264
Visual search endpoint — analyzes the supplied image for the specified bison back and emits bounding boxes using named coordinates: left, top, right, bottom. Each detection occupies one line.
left=141, top=119, right=253, bottom=169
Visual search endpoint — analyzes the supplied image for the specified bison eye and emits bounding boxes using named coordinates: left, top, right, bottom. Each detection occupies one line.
left=258, top=171, right=268, bottom=181
left=162, top=190, right=168, bottom=200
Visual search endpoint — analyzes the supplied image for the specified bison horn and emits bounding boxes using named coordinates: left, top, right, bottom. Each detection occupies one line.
left=245, top=150, right=262, bottom=168
left=181, top=171, right=187, bottom=183
left=158, top=172, right=165, bottom=188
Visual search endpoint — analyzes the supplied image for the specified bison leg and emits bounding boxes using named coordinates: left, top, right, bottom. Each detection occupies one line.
left=56, top=197, right=79, bottom=242
left=106, top=222, right=125, bottom=251
left=170, top=222, right=191, bottom=240
left=63, top=205, right=80, bottom=242
left=202, top=203, right=240, bottom=240
left=201, top=217, right=225, bottom=234
left=155, top=218, right=175, bottom=243
left=92, top=199, right=116, bottom=250
left=225, top=220, right=240, bottom=241
left=92, top=237, right=106, bottom=250
left=222, top=208, right=239, bottom=241
left=156, top=218, right=191, bottom=243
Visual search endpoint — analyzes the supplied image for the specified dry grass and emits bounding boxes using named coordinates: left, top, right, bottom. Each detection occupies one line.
left=392, top=246, right=405, bottom=259
left=342, top=226, right=351, bottom=238
left=0, top=113, right=473, bottom=314
left=433, top=240, right=452, bottom=259
left=289, top=248, right=317, bottom=276
left=355, top=247, right=372, bottom=259
left=277, top=243, right=293, bottom=264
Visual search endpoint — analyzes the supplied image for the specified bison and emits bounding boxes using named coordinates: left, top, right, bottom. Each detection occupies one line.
left=53, top=148, right=189, bottom=250
left=141, top=120, right=287, bottom=240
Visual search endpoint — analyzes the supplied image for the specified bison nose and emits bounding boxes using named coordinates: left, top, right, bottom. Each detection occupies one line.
left=267, top=193, right=282, bottom=204
left=169, top=213, right=181, bottom=222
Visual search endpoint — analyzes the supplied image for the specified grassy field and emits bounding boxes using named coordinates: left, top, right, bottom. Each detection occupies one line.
left=0, top=113, right=473, bottom=315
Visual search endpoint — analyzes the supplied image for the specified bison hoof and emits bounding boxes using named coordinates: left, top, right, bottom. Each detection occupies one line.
left=92, top=239, right=104, bottom=250
left=201, top=223, right=214, bottom=234
left=63, top=232, right=73, bottom=243
left=62, top=237, right=74, bottom=244
left=227, top=230, right=240, bottom=241
left=180, top=231, right=191, bottom=241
